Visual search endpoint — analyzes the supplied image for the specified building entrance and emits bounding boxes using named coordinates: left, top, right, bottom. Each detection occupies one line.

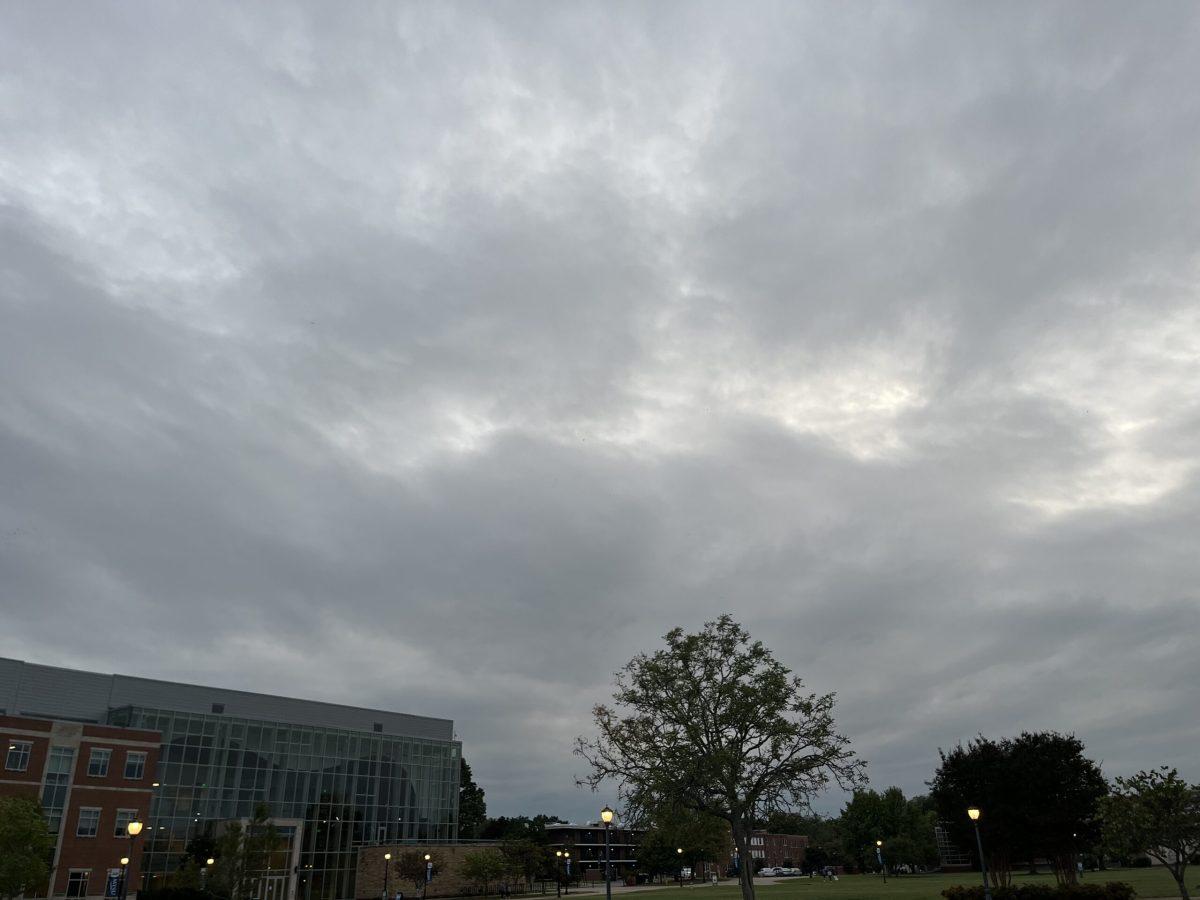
left=259, top=874, right=288, bottom=900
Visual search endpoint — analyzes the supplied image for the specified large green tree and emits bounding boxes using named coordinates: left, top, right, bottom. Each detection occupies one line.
left=929, top=732, right=1106, bottom=887
left=395, top=850, right=446, bottom=894
left=1103, top=768, right=1200, bottom=900
left=576, top=615, right=865, bottom=900
left=840, top=787, right=939, bottom=871
left=460, top=850, right=507, bottom=896
left=208, top=804, right=286, bottom=900
left=0, top=796, right=53, bottom=900
left=459, top=759, right=488, bottom=839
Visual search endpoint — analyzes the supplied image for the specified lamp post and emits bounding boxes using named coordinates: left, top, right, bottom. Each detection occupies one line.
left=967, top=808, right=992, bottom=900
left=423, top=853, right=432, bottom=900
left=383, top=853, right=392, bottom=900
left=600, top=807, right=614, bottom=900
left=677, top=848, right=684, bottom=888
left=876, top=840, right=886, bottom=884
left=202, top=858, right=214, bottom=893
left=563, top=851, right=570, bottom=896
left=120, top=820, right=143, bottom=900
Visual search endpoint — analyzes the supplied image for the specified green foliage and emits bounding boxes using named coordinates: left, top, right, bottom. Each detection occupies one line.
left=930, top=733, right=1107, bottom=887
left=1103, top=768, right=1200, bottom=900
left=840, top=787, right=939, bottom=870
left=395, top=851, right=445, bottom=892
left=637, top=828, right=686, bottom=879
left=0, top=795, right=53, bottom=900
left=207, top=804, right=285, bottom=900
left=499, top=839, right=549, bottom=887
left=576, top=615, right=865, bottom=900
left=480, top=814, right=564, bottom=843
left=942, top=882, right=1136, bottom=900
left=460, top=759, right=488, bottom=839
left=642, top=802, right=732, bottom=876
left=460, top=850, right=507, bottom=895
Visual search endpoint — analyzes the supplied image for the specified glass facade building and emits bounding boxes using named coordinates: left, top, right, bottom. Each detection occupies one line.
left=107, top=706, right=460, bottom=900
left=1, top=658, right=461, bottom=900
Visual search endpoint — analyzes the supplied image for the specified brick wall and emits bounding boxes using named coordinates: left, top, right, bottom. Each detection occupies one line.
left=357, top=845, right=510, bottom=900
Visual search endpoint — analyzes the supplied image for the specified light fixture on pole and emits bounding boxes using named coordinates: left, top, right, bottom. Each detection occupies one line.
left=423, top=853, right=432, bottom=900
left=383, top=852, right=392, bottom=900
left=121, top=821, right=143, bottom=900
left=876, top=840, right=886, bottom=884
left=600, top=807, right=614, bottom=900
left=202, top=857, right=215, bottom=892
left=967, top=808, right=992, bottom=900
left=677, top=848, right=684, bottom=887
left=564, top=851, right=570, bottom=896
left=556, top=851, right=563, bottom=898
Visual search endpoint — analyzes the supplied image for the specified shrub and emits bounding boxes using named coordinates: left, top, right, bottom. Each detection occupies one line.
left=942, top=883, right=1135, bottom=900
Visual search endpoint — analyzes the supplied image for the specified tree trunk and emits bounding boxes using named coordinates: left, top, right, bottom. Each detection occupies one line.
left=1170, top=865, right=1189, bottom=900
left=732, top=820, right=756, bottom=900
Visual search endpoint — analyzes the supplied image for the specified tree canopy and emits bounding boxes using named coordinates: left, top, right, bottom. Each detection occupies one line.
left=460, top=850, right=507, bottom=895
left=459, top=759, right=488, bottom=839
left=208, top=804, right=286, bottom=900
left=395, top=850, right=446, bottom=893
left=1103, top=767, right=1200, bottom=900
left=576, top=615, right=864, bottom=900
left=840, top=787, right=939, bottom=871
left=929, top=732, right=1107, bottom=886
left=0, top=796, right=53, bottom=900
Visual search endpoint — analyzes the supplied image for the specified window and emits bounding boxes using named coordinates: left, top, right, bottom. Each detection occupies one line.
left=76, top=808, right=101, bottom=838
left=41, top=747, right=74, bottom=833
left=5, top=740, right=32, bottom=772
left=66, top=870, right=90, bottom=898
left=115, top=809, right=139, bottom=838
left=88, top=748, right=112, bottom=777
left=124, top=751, right=147, bottom=780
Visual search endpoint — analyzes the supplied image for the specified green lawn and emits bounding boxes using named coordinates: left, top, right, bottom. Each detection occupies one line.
left=622, top=870, right=1190, bottom=900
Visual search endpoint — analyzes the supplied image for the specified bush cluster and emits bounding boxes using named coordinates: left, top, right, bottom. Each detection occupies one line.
left=943, top=882, right=1136, bottom=900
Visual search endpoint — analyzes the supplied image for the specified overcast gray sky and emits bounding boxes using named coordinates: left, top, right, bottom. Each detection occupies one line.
left=3, top=1, right=1199, bottom=821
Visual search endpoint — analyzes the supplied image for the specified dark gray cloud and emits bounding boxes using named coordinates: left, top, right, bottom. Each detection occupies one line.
left=3, top=2, right=1199, bottom=819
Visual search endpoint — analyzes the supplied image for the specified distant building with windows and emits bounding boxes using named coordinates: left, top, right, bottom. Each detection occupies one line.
left=1, top=658, right=461, bottom=900
left=1, top=714, right=160, bottom=899
left=543, top=821, right=641, bottom=879
left=748, top=831, right=808, bottom=869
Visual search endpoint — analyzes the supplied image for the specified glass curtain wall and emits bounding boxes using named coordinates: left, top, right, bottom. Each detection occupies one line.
left=108, top=707, right=460, bottom=900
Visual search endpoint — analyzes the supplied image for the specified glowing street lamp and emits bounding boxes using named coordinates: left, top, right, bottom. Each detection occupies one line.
left=967, top=808, right=992, bottom=900
left=383, top=852, right=392, bottom=900
left=202, top=857, right=215, bottom=892
left=600, top=807, right=615, bottom=900
left=120, top=821, right=143, bottom=900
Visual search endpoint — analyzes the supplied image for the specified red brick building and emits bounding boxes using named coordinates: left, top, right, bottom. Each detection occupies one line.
left=741, top=831, right=808, bottom=870
left=2, top=715, right=160, bottom=899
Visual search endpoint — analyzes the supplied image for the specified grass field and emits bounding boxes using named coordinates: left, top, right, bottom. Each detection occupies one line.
left=619, top=869, right=1190, bottom=900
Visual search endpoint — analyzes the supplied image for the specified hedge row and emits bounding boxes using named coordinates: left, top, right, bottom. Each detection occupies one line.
left=943, top=883, right=1136, bottom=900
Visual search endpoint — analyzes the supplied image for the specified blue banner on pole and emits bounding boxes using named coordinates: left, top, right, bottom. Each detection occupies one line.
left=106, top=872, right=121, bottom=898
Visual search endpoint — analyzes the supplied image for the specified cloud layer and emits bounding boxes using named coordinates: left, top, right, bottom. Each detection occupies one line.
left=3, top=2, right=1199, bottom=818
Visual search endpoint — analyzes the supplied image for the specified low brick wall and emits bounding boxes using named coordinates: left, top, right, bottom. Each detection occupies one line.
left=357, top=844, right=508, bottom=900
